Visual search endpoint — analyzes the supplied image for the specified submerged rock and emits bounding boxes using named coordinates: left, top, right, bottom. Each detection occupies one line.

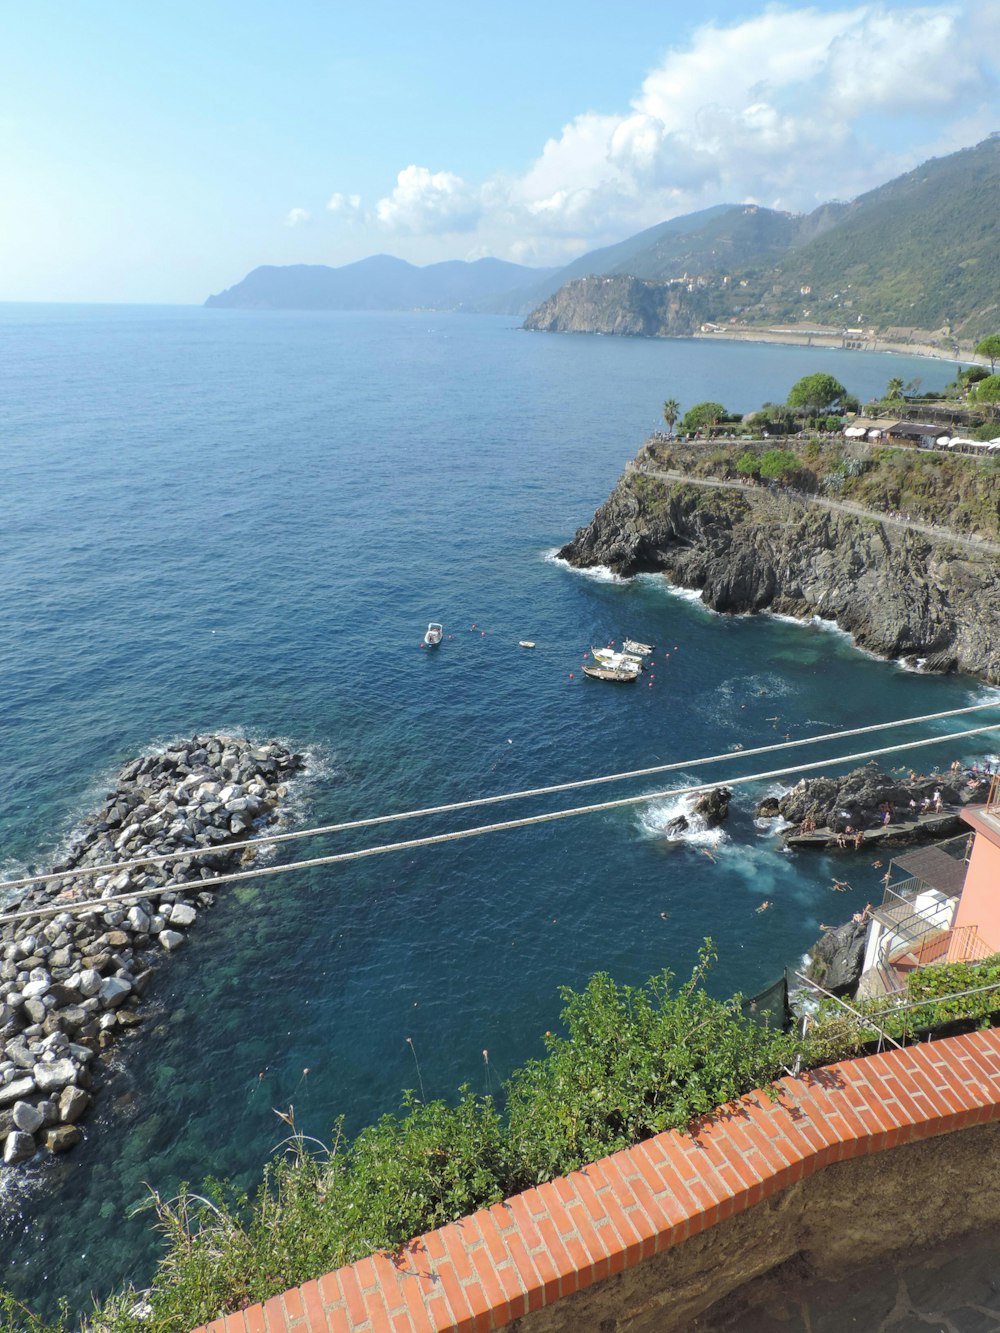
left=3, top=1130, right=36, bottom=1165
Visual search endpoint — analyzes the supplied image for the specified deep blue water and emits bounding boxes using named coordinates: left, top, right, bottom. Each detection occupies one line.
left=0, top=306, right=993, bottom=1312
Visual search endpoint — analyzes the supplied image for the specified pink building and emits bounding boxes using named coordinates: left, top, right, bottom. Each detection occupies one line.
left=859, top=803, right=1000, bottom=995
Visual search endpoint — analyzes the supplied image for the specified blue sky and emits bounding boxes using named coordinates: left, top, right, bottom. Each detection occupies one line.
left=2, top=0, right=998, bottom=303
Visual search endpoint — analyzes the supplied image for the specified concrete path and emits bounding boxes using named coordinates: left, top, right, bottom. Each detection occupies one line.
left=628, top=463, right=1000, bottom=558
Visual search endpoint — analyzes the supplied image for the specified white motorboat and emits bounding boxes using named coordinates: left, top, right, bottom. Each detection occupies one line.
left=622, top=639, right=654, bottom=656
left=424, top=622, right=444, bottom=646
left=591, top=646, right=643, bottom=671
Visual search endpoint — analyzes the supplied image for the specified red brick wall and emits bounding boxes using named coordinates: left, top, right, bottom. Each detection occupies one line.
left=193, top=1028, right=1000, bottom=1333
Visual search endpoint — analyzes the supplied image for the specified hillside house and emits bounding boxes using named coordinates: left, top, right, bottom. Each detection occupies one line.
left=858, top=799, right=1000, bottom=998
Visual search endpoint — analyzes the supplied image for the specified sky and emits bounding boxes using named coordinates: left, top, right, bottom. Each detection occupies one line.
left=1, top=0, right=999, bottom=303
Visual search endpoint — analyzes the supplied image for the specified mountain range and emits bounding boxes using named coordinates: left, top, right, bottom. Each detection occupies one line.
left=206, top=135, right=1000, bottom=339
left=204, top=255, right=556, bottom=312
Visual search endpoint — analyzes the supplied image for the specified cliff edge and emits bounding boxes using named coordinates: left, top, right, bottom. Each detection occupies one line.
left=558, top=459, right=1000, bottom=682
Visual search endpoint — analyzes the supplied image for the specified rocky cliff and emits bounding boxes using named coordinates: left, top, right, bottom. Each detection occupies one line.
left=523, top=275, right=708, bottom=336
left=558, top=469, right=1000, bottom=682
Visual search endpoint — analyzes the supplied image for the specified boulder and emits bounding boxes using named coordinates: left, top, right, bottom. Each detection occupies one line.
left=78, top=968, right=103, bottom=998
left=45, top=1124, right=82, bottom=1154
left=159, top=930, right=184, bottom=951
left=168, top=903, right=197, bottom=928
left=12, top=1100, right=44, bottom=1134
left=98, top=976, right=132, bottom=1008
left=3, top=1129, right=36, bottom=1164
left=12, top=1098, right=44, bottom=1130
left=692, top=787, right=732, bottom=827
left=33, top=1059, right=77, bottom=1093
left=58, top=1085, right=91, bottom=1124
left=126, top=906, right=150, bottom=935
left=0, top=1077, right=36, bottom=1107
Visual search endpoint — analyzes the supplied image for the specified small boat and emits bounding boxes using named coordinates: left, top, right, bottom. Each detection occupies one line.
left=519, top=640, right=536, bottom=649
left=424, top=622, right=444, bottom=646
left=622, top=639, right=654, bottom=656
left=583, top=664, right=639, bottom=682
left=591, top=646, right=643, bottom=671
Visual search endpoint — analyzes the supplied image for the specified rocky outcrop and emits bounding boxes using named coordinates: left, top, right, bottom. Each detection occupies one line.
left=523, top=276, right=707, bottom=336
left=758, top=765, right=964, bottom=833
left=805, top=917, right=869, bottom=996
left=0, top=734, right=305, bottom=1167
left=558, top=467, right=1000, bottom=682
left=663, top=787, right=732, bottom=837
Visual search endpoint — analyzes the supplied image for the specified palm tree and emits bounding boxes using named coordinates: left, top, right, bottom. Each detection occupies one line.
left=885, top=376, right=905, bottom=401
left=662, top=399, right=680, bottom=436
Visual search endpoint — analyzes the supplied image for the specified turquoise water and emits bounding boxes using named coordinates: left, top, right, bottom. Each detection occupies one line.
left=0, top=306, right=991, bottom=1313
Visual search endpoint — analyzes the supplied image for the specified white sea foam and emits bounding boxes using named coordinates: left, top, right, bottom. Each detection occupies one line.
left=653, top=580, right=707, bottom=607
left=542, top=548, right=627, bottom=583
left=636, top=791, right=729, bottom=850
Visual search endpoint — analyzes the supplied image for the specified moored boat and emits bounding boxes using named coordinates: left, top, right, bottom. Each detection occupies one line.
left=424, top=622, right=444, bottom=646
left=591, top=646, right=643, bottom=671
left=582, top=664, right=639, bottom=682
left=622, top=638, right=654, bottom=656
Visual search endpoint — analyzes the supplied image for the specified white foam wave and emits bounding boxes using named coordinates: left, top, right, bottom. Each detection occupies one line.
left=654, top=580, right=706, bottom=606
left=636, top=792, right=729, bottom=850
left=542, top=548, right=628, bottom=583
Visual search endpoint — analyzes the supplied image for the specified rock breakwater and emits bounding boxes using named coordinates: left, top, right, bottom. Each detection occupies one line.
left=0, top=734, right=304, bottom=1167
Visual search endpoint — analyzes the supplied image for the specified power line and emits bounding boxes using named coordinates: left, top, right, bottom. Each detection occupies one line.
left=2, top=720, right=997, bottom=927
left=1, top=700, right=995, bottom=895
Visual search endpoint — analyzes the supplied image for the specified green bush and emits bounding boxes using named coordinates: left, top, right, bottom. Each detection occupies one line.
left=10, top=946, right=1000, bottom=1333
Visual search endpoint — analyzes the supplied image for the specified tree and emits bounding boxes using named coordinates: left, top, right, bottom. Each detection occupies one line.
left=661, top=398, right=680, bottom=436
left=974, top=374, right=1000, bottom=419
left=975, top=334, right=1000, bottom=375
left=786, top=372, right=850, bottom=420
left=749, top=402, right=795, bottom=435
left=758, top=449, right=800, bottom=481
left=680, top=401, right=727, bottom=436
left=885, top=376, right=905, bottom=401
left=960, top=365, right=990, bottom=387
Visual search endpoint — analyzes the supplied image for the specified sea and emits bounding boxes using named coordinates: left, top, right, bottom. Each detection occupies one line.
left=0, top=305, right=994, bottom=1314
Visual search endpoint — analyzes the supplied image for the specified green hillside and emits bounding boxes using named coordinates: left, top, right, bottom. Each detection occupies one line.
left=525, top=136, right=1000, bottom=341
left=759, top=136, right=1000, bottom=337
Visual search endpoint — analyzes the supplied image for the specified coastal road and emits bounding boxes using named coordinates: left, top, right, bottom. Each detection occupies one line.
left=629, top=463, right=1000, bottom=559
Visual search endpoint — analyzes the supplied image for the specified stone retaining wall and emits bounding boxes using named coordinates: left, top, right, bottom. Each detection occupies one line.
left=192, top=1027, right=1000, bottom=1333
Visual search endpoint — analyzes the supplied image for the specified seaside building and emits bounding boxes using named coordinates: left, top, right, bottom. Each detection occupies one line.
left=858, top=797, right=1000, bottom=996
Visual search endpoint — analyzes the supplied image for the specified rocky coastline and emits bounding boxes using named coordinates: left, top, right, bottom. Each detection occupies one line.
left=756, top=763, right=983, bottom=848
left=558, top=447, right=1000, bottom=683
left=0, top=734, right=304, bottom=1167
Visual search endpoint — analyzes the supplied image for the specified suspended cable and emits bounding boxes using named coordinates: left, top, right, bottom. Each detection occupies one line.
left=2, top=720, right=997, bottom=927
left=0, top=700, right=994, bottom=895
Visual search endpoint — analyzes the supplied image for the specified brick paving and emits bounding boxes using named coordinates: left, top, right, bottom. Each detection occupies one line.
left=192, top=1028, right=1000, bottom=1333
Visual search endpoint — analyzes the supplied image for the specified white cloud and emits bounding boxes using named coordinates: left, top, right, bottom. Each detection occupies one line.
left=326, top=192, right=364, bottom=219
left=284, top=207, right=311, bottom=227
left=373, top=165, right=482, bottom=234
left=326, top=3, right=1000, bottom=263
